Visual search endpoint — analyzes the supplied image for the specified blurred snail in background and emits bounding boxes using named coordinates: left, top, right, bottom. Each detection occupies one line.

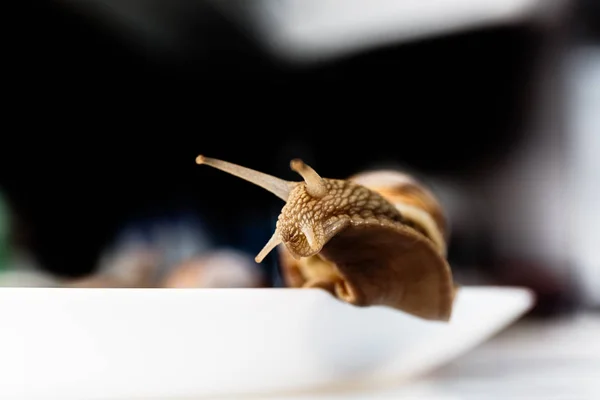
left=64, top=248, right=159, bottom=288
left=196, top=155, right=456, bottom=321
left=162, top=249, right=265, bottom=288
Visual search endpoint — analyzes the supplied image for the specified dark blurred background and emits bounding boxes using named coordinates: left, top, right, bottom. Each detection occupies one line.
left=1, top=0, right=598, bottom=315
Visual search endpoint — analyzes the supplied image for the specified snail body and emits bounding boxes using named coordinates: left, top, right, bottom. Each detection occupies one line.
left=196, top=155, right=455, bottom=321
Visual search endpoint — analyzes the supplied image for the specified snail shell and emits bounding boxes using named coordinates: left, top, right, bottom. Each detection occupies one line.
left=196, top=155, right=456, bottom=321
left=350, top=170, right=448, bottom=256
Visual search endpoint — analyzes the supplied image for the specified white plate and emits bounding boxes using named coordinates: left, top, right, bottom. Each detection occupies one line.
left=0, top=286, right=534, bottom=399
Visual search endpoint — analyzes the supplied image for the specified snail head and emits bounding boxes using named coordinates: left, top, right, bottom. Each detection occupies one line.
left=195, top=155, right=331, bottom=262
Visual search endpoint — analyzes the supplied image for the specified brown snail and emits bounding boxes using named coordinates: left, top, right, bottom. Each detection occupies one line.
left=196, top=155, right=456, bottom=321
left=162, top=249, right=266, bottom=289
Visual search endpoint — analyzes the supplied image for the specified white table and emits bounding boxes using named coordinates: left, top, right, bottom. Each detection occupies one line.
left=274, top=312, right=600, bottom=399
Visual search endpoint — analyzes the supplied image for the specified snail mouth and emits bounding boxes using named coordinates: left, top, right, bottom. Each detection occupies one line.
left=305, top=246, right=324, bottom=258
left=304, top=243, right=327, bottom=259
left=282, top=235, right=324, bottom=260
left=285, top=246, right=321, bottom=261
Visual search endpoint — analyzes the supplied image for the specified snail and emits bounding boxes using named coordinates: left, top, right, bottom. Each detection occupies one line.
left=195, top=155, right=456, bottom=321
left=162, top=249, right=266, bottom=289
left=64, top=248, right=159, bottom=288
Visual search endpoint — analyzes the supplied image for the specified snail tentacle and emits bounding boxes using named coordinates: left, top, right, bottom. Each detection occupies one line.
left=196, top=155, right=295, bottom=201
left=290, top=159, right=327, bottom=199
left=255, top=230, right=282, bottom=263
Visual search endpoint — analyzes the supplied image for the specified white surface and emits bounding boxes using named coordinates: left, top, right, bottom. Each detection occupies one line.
left=567, top=45, right=600, bottom=307
left=373, top=313, right=600, bottom=400
left=0, top=286, right=534, bottom=399
left=212, top=0, right=544, bottom=63
left=246, top=313, right=600, bottom=399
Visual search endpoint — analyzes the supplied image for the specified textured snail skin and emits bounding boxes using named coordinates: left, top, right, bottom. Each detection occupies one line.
left=275, top=179, right=402, bottom=258
left=196, top=155, right=456, bottom=322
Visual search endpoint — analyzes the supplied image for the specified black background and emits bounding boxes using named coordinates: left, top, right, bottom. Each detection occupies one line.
left=2, top=1, right=596, bottom=279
